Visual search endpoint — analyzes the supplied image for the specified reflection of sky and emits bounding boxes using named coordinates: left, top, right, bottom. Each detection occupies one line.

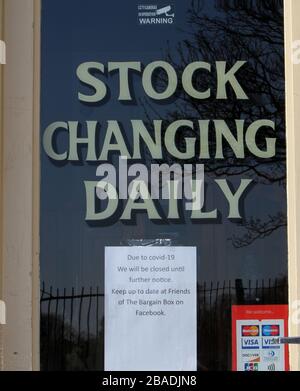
left=41, top=0, right=287, bottom=292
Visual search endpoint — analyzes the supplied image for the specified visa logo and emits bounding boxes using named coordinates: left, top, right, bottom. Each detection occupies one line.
left=262, top=337, right=280, bottom=349
left=242, top=338, right=260, bottom=349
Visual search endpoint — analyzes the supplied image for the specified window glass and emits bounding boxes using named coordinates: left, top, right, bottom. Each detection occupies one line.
left=40, top=0, right=287, bottom=371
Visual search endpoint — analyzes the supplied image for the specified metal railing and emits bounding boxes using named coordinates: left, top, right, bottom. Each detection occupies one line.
left=40, top=278, right=288, bottom=371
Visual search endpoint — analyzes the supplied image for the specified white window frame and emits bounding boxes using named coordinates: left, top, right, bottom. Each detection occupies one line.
left=1, top=0, right=40, bottom=370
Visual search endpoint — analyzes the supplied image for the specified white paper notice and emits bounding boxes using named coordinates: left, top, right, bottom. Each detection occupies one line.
left=105, top=246, right=197, bottom=371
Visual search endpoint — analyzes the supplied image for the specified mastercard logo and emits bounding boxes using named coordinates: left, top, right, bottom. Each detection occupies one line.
left=242, top=325, right=260, bottom=336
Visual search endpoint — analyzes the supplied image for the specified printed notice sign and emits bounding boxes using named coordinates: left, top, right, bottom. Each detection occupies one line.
left=232, top=305, right=289, bottom=372
left=105, top=246, right=197, bottom=371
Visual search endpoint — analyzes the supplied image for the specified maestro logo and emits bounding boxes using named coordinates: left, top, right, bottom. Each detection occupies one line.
left=262, top=325, right=280, bottom=337
left=242, top=325, right=259, bottom=337
left=137, top=4, right=175, bottom=25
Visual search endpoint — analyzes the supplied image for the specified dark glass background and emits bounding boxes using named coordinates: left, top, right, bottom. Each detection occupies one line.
left=40, top=0, right=287, bottom=370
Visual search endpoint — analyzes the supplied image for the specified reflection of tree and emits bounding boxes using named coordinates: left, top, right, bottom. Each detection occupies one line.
left=145, top=0, right=286, bottom=247
left=231, top=212, right=286, bottom=248
left=40, top=313, right=104, bottom=371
